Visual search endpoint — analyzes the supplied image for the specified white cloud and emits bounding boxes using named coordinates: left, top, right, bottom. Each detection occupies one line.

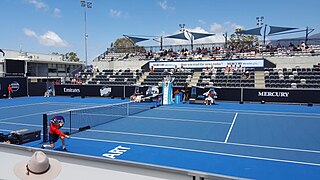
left=23, top=28, right=68, bottom=47
left=210, top=22, right=243, bottom=33
left=26, top=0, right=47, bottom=10
left=158, top=0, right=175, bottom=11
left=23, top=28, right=37, bottom=38
left=210, top=23, right=224, bottom=33
left=53, top=8, right=62, bottom=18
left=109, top=9, right=122, bottom=18
left=198, top=19, right=206, bottom=25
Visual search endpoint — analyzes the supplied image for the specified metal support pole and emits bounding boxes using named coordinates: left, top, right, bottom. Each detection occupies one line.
left=240, top=88, right=244, bottom=104
left=263, top=24, right=267, bottom=46
left=84, top=7, right=88, bottom=66
left=305, top=26, right=309, bottom=45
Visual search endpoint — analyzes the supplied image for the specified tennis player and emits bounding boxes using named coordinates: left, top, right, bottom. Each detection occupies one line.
left=42, top=116, right=70, bottom=151
left=204, top=89, right=217, bottom=105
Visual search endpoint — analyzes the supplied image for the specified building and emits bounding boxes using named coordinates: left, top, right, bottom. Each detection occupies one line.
left=0, top=49, right=84, bottom=83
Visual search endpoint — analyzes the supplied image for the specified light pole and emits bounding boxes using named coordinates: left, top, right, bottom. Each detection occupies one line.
left=256, top=16, right=267, bottom=46
left=256, top=16, right=264, bottom=27
left=80, top=0, right=92, bottom=66
left=179, top=24, right=194, bottom=50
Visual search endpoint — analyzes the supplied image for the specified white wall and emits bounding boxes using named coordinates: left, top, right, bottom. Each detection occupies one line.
left=93, top=60, right=149, bottom=70
left=0, top=144, right=237, bottom=180
left=266, top=56, right=320, bottom=68
left=1, top=49, right=64, bottom=62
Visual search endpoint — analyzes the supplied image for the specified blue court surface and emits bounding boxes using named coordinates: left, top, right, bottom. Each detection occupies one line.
left=1, top=96, right=320, bottom=179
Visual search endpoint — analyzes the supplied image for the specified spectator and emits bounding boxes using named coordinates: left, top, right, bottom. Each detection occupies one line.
left=14, top=151, right=62, bottom=180
left=181, top=84, right=189, bottom=103
left=44, top=87, right=54, bottom=97
left=7, top=84, right=13, bottom=99
left=130, top=88, right=142, bottom=102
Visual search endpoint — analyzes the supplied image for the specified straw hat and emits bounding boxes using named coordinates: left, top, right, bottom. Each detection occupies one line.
left=14, top=151, right=61, bottom=180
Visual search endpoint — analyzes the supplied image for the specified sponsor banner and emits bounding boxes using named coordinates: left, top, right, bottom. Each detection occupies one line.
left=257, top=91, right=289, bottom=98
left=149, top=59, right=264, bottom=69
left=244, top=89, right=320, bottom=103
left=100, top=86, right=112, bottom=97
left=0, top=77, right=27, bottom=98
left=63, top=87, right=81, bottom=93
left=52, top=85, right=320, bottom=103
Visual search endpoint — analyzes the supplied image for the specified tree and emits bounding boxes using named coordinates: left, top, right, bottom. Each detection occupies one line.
left=113, top=38, right=146, bottom=53
left=228, top=28, right=259, bottom=51
left=65, top=52, right=80, bottom=62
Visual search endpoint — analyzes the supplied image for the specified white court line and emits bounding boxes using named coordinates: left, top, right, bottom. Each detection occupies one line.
left=0, top=129, right=13, bottom=132
left=73, top=136, right=320, bottom=167
left=157, top=106, right=320, bottom=119
left=84, top=128, right=320, bottom=154
left=82, top=112, right=231, bottom=125
left=88, top=129, right=225, bottom=144
left=0, top=122, right=42, bottom=127
left=3, top=120, right=320, bottom=155
left=129, top=115, right=231, bottom=125
left=46, top=102, right=105, bottom=106
left=0, top=102, right=51, bottom=110
left=0, top=112, right=47, bottom=122
left=78, top=112, right=231, bottom=125
left=224, top=113, right=238, bottom=143
left=0, top=107, right=78, bottom=122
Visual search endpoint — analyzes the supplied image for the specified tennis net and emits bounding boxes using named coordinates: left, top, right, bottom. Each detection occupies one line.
left=42, top=101, right=160, bottom=142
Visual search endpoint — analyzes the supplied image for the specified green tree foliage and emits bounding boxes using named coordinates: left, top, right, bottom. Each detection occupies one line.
left=113, top=38, right=146, bottom=53
left=228, top=28, right=259, bottom=50
left=65, top=52, right=80, bottom=62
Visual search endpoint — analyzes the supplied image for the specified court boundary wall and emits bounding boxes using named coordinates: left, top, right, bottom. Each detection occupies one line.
left=53, top=84, right=320, bottom=104
left=0, top=143, right=242, bottom=180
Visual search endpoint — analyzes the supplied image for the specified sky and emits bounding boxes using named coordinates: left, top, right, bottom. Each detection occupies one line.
left=1, top=0, right=320, bottom=64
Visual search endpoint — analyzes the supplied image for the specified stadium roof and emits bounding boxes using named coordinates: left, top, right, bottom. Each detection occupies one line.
left=189, top=32, right=215, bottom=40
left=123, top=35, right=150, bottom=44
left=165, top=32, right=188, bottom=41
left=240, top=26, right=298, bottom=36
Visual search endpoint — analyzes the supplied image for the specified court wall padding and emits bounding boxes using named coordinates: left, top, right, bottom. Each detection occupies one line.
left=52, top=84, right=320, bottom=104
left=0, top=77, right=27, bottom=98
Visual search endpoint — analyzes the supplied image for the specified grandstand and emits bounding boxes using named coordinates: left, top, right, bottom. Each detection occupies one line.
left=2, top=39, right=319, bottom=99
left=87, top=40, right=320, bottom=92
left=1, top=37, right=320, bottom=180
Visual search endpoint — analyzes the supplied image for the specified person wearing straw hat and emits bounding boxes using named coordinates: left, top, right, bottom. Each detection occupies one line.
left=41, top=116, right=70, bottom=151
left=14, top=151, right=61, bottom=180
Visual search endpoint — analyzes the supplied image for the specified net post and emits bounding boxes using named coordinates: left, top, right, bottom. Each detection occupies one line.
left=123, top=86, right=126, bottom=99
left=69, top=110, right=72, bottom=135
left=240, top=87, right=244, bottom=104
left=43, top=113, right=48, bottom=142
left=126, top=103, right=129, bottom=116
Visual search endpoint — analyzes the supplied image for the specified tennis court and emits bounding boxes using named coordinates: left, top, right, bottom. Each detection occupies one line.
left=1, top=96, right=320, bottom=179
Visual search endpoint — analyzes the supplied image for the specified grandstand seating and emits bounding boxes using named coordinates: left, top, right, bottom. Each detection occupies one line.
left=97, top=52, right=127, bottom=62
left=71, top=69, right=142, bottom=85
left=141, top=69, right=194, bottom=87
left=264, top=64, right=320, bottom=89
left=87, top=69, right=143, bottom=86
left=93, top=44, right=320, bottom=63
left=65, top=62, right=320, bottom=90
left=197, top=68, right=255, bottom=88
